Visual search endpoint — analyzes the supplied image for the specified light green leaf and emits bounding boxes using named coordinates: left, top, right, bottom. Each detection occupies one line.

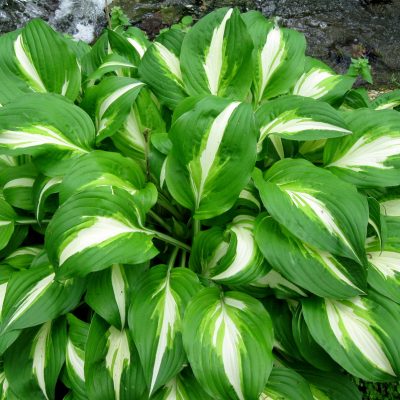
left=183, top=287, right=274, bottom=400
left=0, top=246, right=41, bottom=271
left=293, top=58, right=354, bottom=104
left=243, top=11, right=306, bottom=103
left=180, top=8, right=253, bottom=100
left=166, top=96, right=257, bottom=219
left=0, top=198, right=17, bottom=251
left=324, top=109, right=400, bottom=187
left=45, top=187, right=158, bottom=280
left=32, top=175, right=62, bottom=223
left=255, top=214, right=366, bottom=298
left=302, top=292, right=400, bottom=381
left=253, top=159, right=368, bottom=263
left=129, top=265, right=202, bottom=395
left=371, top=89, right=400, bottom=110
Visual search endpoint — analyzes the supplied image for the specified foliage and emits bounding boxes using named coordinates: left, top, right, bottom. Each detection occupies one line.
left=348, top=57, right=373, bottom=84
left=0, top=7, right=399, bottom=400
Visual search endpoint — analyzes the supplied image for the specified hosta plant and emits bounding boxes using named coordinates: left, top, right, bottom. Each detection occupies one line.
left=0, top=7, right=400, bottom=400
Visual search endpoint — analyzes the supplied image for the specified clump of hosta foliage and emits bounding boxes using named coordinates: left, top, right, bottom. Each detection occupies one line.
left=1, top=6, right=400, bottom=400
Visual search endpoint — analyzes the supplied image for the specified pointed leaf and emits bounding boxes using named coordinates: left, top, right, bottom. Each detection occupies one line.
left=0, top=199, right=17, bottom=251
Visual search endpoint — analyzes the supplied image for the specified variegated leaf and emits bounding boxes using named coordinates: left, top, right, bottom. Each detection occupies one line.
left=139, top=29, right=186, bottom=108
left=371, top=89, right=400, bottom=110
left=183, top=287, right=274, bottom=400
left=255, top=214, right=366, bottom=298
left=45, top=187, right=158, bottom=279
left=166, top=96, right=257, bottom=219
left=243, top=11, right=306, bottom=103
left=3, top=318, right=67, bottom=400
left=0, top=245, right=41, bottom=270
left=32, top=175, right=62, bottom=223
left=292, top=58, right=354, bottom=104
left=129, top=265, right=202, bottom=395
left=85, top=314, right=146, bottom=400
left=180, top=8, right=253, bottom=100
left=324, top=109, right=400, bottom=187
left=302, top=292, right=400, bottom=381
left=0, top=198, right=17, bottom=251
left=253, top=159, right=368, bottom=263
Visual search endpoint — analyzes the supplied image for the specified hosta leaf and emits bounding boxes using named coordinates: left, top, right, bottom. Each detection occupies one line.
left=32, top=175, right=62, bottom=222
left=367, top=197, right=386, bottom=250
left=0, top=251, right=84, bottom=334
left=293, top=58, right=354, bottom=104
left=166, top=96, right=257, bottom=219
left=302, top=292, right=400, bottom=381
left=253, top=158, right=368, bottom=263
left=0, top=225, right=28, bottom=261
left=124, top=27, right=150, bottom=60
left=108, top=29, right=142, bottom=66
left=139, top=30, right=186, bottom=108
left=380, top=190, right=400, bottom=218
left=183, top=287, right=274, bottom=400
left=260, top=366, right=313, bottom=400
left=0, top=93, right=94, bottom=156
left=180, top=8, right=253, bottom=100
left=86, top=264, right=130, bottom=329
left=243, top=11, right=306, bottom=103
left=85, top=314, right=146, bottom=400
left=64, top=315, right=89, bottom=400
left=366, top=218, right=400, bottom=303
left=255, top=95, right=351, bottom=155
left=255, top=214, right=366, bottom=298
left=4, top=318, right=67, bottom=400
left=207, top=215, right=270, bottom=286
left=324, top=109, right=400, bottom=187
left=371, top=89, right=400, bottom=110
left=129, top=265, right=202, bottom=395
left=0, top=198, right=17, bottom=251
left=0, top=163, right=37, bottom=210
left=0, top=246, right=41, bottom=270
left=46, top=187, right=157, bottom=280
left=82, top=76, right=145, bottom=142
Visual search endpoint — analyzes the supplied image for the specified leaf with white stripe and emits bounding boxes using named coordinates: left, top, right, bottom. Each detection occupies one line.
left=371, top=89, right=400, bottom=111
left=0, top=245, right=41, bottom=271
left=253, top=159, right=368, bottom=263
left=108, top=29, right=143, bottom=66
left=1, top=163, right=37, bottom=211
left=82, top=76, right=145, bottom=142
left=140, top=29, right=187, bottom=108
left=302, top=292, right=400, bottom=381
left=293, top=58, right=354, bottom=104
left=0, top=251, right=84, bottom=334
left=243, top=11, right=306, bottom=103
left=32, top=175, right=62, bottom=223
left=180, top=8, right=253, bottom=101
left=124, top=27, right=150, bottom=59
left=260, top=366, right=313, bottom=400
left=255, top=95, right=351, bottom=154
left=45, top=187, right=158, bottom=280
left=85, top=314, right=146, bottom=400
left=380, top=191, right=400, bottom=218
left=86, top=264, right=131, bottom=329
left=255, top=214, right=367, bottom=299
left=129, top=265, right=202, bottom=395
left=0, top=93, right=94, bottom=156
left=183, top=287, right=274, bottom=400
left=324, top=109, right=400, bottom=187
left=3, top=317, right=67, bottom=400
left=166, top=96, right=257, bottom=219
left=366, top=218, right=400, bottom=304
left=63, top=315, right=89, bottom=400
left=0, top=198, right=16, bottom=251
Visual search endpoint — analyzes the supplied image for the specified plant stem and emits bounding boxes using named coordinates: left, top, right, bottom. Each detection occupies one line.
left=193, top=219, right=201, bottom=237
left=168, top=247, right=179, bottom=270
left=153, top=231, right=191, bottom=252
left=157, top=194, right=181, bottom=220
left=180, top=250, right=187, bottom=268
left=148, top=210, right=172, bottom=233
left=15, top=218, right=50, bottom=225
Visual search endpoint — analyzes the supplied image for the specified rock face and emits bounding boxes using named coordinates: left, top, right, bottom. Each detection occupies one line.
left=1, top=0, right=399, bottom=87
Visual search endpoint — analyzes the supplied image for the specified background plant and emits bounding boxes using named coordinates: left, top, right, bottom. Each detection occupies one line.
left=0, top=6, right=400, bottom=400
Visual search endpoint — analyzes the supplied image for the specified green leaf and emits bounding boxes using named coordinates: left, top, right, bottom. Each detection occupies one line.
left=0, top=198, right=17, bottom=251
left=302, top=292, right=400, bottom=381
left=261, top=366, right=313, bottom=400
left=0, top=93, right=94, bottom=156
left=255, top=214, right=367, bottom=298
left=180, top=8, right=253, bottom=101
left=85, top=314, right=146, bottom=400
left=243, top=11, right=306, bottom=103
left=0, top=251, right=84, bottom=334
left=166, top=96, right=257, bottom=219
left=253, top=159, right=368, bottom=264
left=370, top=89, right=400, bottom=110
left=183, top=287, right=274, bottom=400
left=3, top=318, right=67, bottom=400
left=129, top=265, right=202, bottom=395
left=0, top=246, right=41, bottom=271
left=324, top=109, right=400, bottom=187
left=139, top=30, right=186, bottom=108
left=32, top=175, right=62, bottom=222
left=46, top=187, right=158, bottom=280
left=292, top=58, right=354, bottom=104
